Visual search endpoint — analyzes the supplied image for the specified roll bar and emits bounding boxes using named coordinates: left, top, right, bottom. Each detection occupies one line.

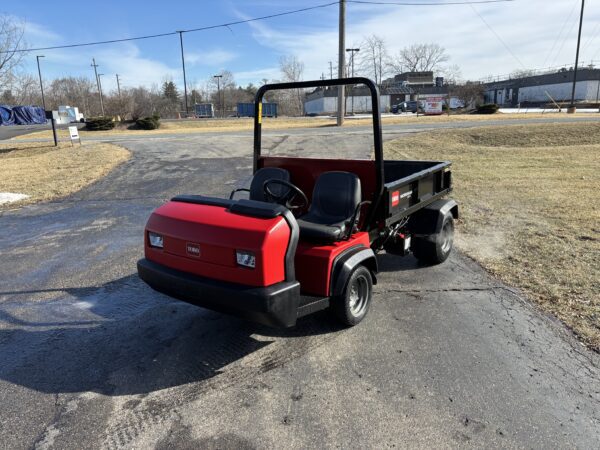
left=253, top=77, right=385, bottom=229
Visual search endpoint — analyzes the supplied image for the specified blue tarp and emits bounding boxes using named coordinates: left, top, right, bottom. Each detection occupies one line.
left=0, top=105, right=46, bottom=125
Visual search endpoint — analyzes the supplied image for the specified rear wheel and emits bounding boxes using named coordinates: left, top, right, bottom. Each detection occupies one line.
left=412, top=215, right=454, bottom=264
left=332, top=265, right=373, bottom=326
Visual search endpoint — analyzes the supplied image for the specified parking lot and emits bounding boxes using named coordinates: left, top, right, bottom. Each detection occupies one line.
left=1, top=124, right=599, bottom=449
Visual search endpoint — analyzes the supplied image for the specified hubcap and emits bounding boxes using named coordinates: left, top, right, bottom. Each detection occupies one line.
left=348, top=275, right=369, bottom=317
left=440, top=221, right=454, bottom=253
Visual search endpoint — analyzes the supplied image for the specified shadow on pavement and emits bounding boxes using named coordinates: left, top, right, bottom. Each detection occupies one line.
left=0, top=274, right=342, bottom=396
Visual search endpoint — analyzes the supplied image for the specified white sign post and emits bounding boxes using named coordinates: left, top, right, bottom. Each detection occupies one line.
left=68, top=126, right=81, bottom=146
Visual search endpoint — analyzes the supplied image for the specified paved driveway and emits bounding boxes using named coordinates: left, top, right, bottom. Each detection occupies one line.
left=0, top=127, right=598, bottom=449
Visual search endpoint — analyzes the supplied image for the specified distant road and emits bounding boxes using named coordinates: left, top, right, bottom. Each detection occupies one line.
left=0, top=122, right=86, bottom=140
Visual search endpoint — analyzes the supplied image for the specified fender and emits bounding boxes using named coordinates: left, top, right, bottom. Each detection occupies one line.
left=330, top=246, right=378, bottom=297
left=408, top=199, right=458, bottom=236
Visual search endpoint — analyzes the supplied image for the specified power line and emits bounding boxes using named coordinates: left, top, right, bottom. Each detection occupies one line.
left=1, top=2, right=340, bottom=54
left=469, top=3, right=525, bottom=69
left=542, top=0, right=578, bottom=67
left=347, top=0, right=514, bottom=5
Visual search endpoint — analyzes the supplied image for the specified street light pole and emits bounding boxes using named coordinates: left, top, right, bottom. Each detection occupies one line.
left=337, top=0, right=346, bottom=126
left=36, top=55, right=46, bottom=110
left=346, top=48, right=359, bottom=114
left=213, top=75, right=223, bottom=118
left=177, top=31, right=189, bottom=116
left=569, top=0, right=585, bottom=113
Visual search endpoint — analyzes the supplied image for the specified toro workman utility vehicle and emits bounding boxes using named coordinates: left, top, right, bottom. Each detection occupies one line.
left=137, top=78, right=458, bottom=327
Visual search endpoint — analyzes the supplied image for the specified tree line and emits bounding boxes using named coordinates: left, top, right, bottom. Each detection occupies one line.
left=0, top=15, right=484, bottom=119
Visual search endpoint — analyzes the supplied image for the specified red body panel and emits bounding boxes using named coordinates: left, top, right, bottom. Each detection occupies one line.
left=295, top=232, right=371, bottom=296
left=259, top=156, right=378, bottom=205
left=144, top=201, right=290, bottom=287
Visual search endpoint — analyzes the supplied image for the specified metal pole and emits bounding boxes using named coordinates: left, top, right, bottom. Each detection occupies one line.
left=569, top=0, right=585, bottom=112
left=116, top=74, right=121, bottom=98
left=91, top=59, right=104, bottom=116
left=36, top=55, right=46, bottom=110
left=595, top=74, right=600, bottom=112
left=97, top=74, right=105, bottom=116
left=337, top=0, right=346, bottom=126
left=213, top=75, right=223, bottom=118
left=329, top=61, right=333, bottom=79
left=177, top=31, right=189, bottom=115
left=346, top=48, right=359, bottom=114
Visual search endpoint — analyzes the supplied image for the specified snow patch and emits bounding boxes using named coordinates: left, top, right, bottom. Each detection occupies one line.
left=0, top=192, right=29, bottom=204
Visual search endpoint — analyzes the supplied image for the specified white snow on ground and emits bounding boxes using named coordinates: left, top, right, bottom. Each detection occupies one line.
left=499, top=108, right=600, bottom=114
left=0, top=193, right=29, bottom=204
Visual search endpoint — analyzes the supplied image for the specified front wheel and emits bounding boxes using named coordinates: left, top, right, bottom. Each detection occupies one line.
left=331, top=266, right=373, bottom=326
left=412, top=215, right=454, bottom=265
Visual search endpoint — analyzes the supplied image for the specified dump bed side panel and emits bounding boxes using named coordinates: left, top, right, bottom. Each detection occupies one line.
left=383, top=160, right=452, bottom=225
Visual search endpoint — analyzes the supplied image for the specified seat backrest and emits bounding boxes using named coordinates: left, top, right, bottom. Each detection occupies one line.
left=250, top=167, right=290, bottom=202
left=310, top=171, right=361, bottom=221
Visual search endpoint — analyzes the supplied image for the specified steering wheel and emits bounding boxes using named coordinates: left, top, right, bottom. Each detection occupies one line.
left=263, top=179, right=308, bottom=212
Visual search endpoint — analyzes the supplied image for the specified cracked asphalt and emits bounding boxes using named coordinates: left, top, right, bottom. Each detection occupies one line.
left=1, top=122, right=599, bottom=449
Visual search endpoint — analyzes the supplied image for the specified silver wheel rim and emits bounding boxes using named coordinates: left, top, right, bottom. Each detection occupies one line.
left=348, top=275, right=369, bottom=317
left=440, top=221, right=454, bottom=253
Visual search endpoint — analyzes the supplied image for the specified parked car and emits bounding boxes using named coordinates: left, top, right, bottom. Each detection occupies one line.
left=394, top=101, right=423, bottom=113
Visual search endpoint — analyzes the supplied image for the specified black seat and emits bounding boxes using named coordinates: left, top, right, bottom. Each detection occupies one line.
left=297, top=171, right=361, bottom=242
left=230, top=167, right=290, bottom=202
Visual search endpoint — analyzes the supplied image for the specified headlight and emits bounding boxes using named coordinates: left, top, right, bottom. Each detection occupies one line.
left=236, top=250, right=255, bottom=268
left=148, top=232, right=163, bottom=248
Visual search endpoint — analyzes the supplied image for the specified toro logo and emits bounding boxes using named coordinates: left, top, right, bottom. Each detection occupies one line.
left=186, top=243, right=201, bottom=257
left=391, top=191, right=400, bottom=207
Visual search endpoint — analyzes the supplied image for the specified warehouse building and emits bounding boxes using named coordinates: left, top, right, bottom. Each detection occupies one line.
left=304, top=72, right=449, bottom=115
left=483, top=67, right=600, bottom=106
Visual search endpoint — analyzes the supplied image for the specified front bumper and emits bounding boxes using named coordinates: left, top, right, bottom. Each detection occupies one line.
left=137, top=258, right=301, bottom=327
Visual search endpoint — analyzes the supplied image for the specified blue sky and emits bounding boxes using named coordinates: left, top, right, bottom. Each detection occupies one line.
left=8, top=0, right=600, bottom=93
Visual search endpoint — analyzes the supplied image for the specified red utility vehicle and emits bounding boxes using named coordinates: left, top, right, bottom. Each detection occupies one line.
left=138, top=78, right=458, bottom=327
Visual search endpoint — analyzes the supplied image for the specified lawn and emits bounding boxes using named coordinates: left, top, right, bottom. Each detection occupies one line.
left=386, top=122, right=600, bottom=351
left=12, top=112, right=574, bottom=140
left=0, top=141, right=130, bottom=208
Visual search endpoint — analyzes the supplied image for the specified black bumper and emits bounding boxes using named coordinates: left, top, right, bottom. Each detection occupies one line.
left=137, top=258, right=301, bottom=327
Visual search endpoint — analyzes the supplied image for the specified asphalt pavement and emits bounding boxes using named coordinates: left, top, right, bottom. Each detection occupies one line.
left=0, top=123, right=599, bottom=449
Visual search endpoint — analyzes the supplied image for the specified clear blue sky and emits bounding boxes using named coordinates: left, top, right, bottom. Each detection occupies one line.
left=9, top=0, right=600, bottom=93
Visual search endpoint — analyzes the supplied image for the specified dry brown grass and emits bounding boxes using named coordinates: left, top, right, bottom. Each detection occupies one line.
left=0, top=141, right=130, bottom=208
left=386, top=122, right=600, bottom=351
left=12, top=112, right=574, bottom=140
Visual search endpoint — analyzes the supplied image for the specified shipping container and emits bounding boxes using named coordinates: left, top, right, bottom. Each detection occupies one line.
left=194, top=103, right=215, bottom=118
left=237, top=102, right=278, bottom=118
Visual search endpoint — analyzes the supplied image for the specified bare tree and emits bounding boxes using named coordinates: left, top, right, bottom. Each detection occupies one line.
left=452, top=82, right=484, bottom=109
left=358, top=35, right=388, bottom=84
left=439, top=64, right=463, bottom=85
left=277, top=55, right=304, bottom=116
left=388, top=43, right=449, bottom=74
left=0, top=15, right=28, bottom=92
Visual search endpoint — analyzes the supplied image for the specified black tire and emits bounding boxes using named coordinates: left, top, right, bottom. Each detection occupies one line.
left=412, top=215, right=454, bottom=265
left=331, top=265, right=373, bottom=326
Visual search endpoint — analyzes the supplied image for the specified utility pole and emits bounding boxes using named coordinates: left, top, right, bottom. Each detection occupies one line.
left=116, top=74, right=121, bottom=98
left=91, top=58, right=105, bottom=116
left=569, top=0, right=585, bottom=113
left=337, top=0, right=346, bottom=126
left=213, top=74, right=223, bottom=118
left=97, top=74, right=105, bottom=116
left=329, top=61, right=333, bottom=79
left=177, top=31, right=189, bottom=116
left=36, top=55, right=46, bottom=111
left=346, top=48, right=360, bottom=114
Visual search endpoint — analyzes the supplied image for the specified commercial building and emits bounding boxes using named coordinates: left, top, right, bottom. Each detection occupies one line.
left=304, top=72, right=450, bottom=115
left=483, top=67, right=600, bottom=106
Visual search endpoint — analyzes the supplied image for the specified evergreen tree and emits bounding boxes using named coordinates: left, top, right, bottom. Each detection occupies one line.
left=162, top=81, right=179, bottom=101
